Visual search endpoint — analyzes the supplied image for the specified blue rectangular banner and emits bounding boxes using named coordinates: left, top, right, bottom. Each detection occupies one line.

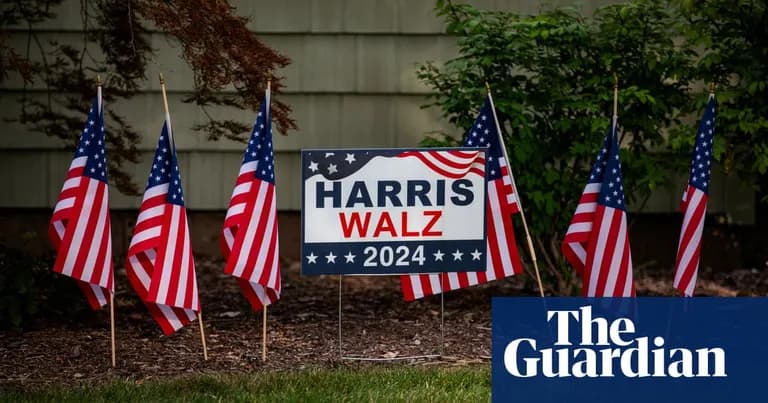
left=492, top=297, right=768, bottom=403
left=301, top=148, right=487, bottom=275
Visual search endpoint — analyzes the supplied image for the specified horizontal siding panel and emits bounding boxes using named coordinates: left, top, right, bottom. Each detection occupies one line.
left=0, top=149, right=300, bottom=210
left=2, top=32, right=454, bottom=94
left=0, top=93, right=454, bottom=151
left=2, top=0, right=615, bottom=34
left=0, top=152, right=50, bottom=207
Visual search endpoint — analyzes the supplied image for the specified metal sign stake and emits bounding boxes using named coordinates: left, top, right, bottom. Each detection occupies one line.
left=338, top=273, right=445, bottom=361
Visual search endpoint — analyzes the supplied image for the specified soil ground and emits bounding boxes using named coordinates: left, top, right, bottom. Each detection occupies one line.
left=2, top=258, right=767, bottom=391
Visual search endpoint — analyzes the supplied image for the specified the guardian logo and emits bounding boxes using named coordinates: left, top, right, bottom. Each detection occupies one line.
left=504, top=306, right=727, bottom=378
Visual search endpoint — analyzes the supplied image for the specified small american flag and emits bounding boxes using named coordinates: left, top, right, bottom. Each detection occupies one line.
left=49, top=91, right=113, bottom=309
left=221, top=88, right=281, bottom=311
left=674, top=95, right=716, bottom=296
left=400, top=95, right=524, bottom=301
left=126, top=118, right=200, bottom=335
left=562, top=117, right=635, bottom=297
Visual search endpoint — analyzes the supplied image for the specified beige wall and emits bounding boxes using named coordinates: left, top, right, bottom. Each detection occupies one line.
left=0, top=0, right=755, bottom=224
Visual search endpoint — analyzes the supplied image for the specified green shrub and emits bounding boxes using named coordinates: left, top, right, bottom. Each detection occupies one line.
left=0, top=243, right=86, bottom=330
left=420, top=0, right=695, bottom=293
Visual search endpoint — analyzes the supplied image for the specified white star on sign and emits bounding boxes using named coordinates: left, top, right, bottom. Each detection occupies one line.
left=344, top=153, right=356, bottom=164
left=452, top=249, right=463, bottom=261
left=325, top=252, right=337, bottom=263
left=328, top=163, right=338, bottom=174
left=306, top=253, right=318, bottom=264
left=471, top=249, right=482, bottom=260
left=344, top=252, right=356, bottom=263
left=433, top=250, right=444, bottom=261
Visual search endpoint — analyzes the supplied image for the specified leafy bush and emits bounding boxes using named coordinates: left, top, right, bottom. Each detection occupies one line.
left=420, top=0, right=700, bottom=293
left=0, top=243, right=86, bottom=330
left=674, top=0, right=768, bottom=196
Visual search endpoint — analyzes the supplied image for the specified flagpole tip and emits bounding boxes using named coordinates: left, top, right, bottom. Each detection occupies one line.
left=709, top=81, right=715, bottom=95
left=96, top=74, right=102, bottom=86
left=485, top=81, right=491, bottom=94
left=612, top=72, right=618, bottom=89
left=159, top=73, right=165, bottom=85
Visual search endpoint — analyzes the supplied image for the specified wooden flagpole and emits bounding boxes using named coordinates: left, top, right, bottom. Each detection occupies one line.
left=198, top=311, right=209, bottom=361
left=613, top=73, right=619, bottom=117
left=485, top=82, right=545, bottom=298
left=158, top=72, right=209, bottom=361
left=262, top=307, right=267, bottom=362
left=97, top=74, right=117, bottom=368
left=262, top=74, right=272, bottom=363
left=110, top=293, right=116, bottom=367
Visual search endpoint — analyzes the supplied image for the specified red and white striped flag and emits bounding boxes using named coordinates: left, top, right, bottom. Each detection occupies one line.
left=400, top=95, right=524, bottom=301
left=221, top=88, right=281, bottom=310
left=49, top=90, right=113, bottom=309
left=125, top=117, right=200, bottom=335
left=674, top=95, right=716, bottom=296
left=562, top=117, right=635, bottom=297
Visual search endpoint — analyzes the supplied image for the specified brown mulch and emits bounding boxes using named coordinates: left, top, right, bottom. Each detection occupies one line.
left=1, top=258, right=767, bottom=391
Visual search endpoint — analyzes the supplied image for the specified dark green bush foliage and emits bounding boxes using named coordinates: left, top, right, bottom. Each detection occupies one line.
left=0, top=243, right=87, bottom=330
left=421, top=0, right=768, bottom=293
left=675, top=0, right=768, bottom=192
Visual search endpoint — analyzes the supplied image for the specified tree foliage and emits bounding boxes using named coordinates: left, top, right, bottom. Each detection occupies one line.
left=419, top=0, right=767, bottom=293
left=675, top=0, right=768, bottom=197
left=1, top=0, right=294, bottom=194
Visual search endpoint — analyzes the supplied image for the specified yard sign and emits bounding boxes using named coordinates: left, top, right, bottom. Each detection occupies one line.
left=301, top=148, right=487, bottom=275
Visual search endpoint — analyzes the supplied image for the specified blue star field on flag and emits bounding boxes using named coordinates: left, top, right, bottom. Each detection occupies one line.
left=243, top=94, right=276, bottom=184
left=147, top=122, right=185, bottom=206
left=597, top=119, right=626, bottom=211
left=465, top=97, right=506, bottom=182
left=76, top=97, right=108, bottom=184
left=688, top=96, right=716, bottom=193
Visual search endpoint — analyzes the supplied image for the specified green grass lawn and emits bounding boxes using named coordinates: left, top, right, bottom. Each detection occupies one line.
left=2, top=365, right=490, bottom=402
